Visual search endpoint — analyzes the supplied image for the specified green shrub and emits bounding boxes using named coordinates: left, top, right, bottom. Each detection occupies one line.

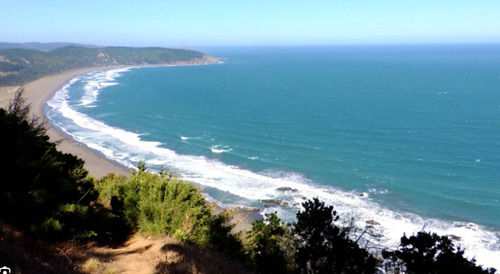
left=94, top=169, right=246, bottom=259
left=0, top=90, right=99, bottom=241
left=206, top=209, right=245, bottom=260
left=246, top=212, right=296, bottom=273
left=100, top=171, right=224, bottom=247
left=294, top=198, right=377, bottom=274
left=93, top=173, right=127, bottom=203
left=133, top=172, right=210, bottom=243
left=382, top=231, right=496, bottom=274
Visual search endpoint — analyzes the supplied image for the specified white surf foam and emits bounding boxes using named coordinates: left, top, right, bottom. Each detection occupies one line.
left=46, top=69, right=500, bottom=270
left=180, top=136, right=201, bottom=141
left=211, top=145, right=232, bottom=154
left=80, top=68, right=129, bottom=107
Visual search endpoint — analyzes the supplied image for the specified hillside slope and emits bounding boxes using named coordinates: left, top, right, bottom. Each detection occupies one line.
left=0, top=42, right=100, bottom=51
left=0, top=46, right=218, bottom=86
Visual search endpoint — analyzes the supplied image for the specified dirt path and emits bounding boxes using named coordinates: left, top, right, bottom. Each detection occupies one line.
left=1, top=218, right=251, bottom=274
left=80, top=234, right=252, bottom=274
left=82, top=235, right=176, bottom=274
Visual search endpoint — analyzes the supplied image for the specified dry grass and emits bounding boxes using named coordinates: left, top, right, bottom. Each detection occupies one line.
left=0, top=222, right=82, bottom=273
left=102, top=267, right=121, bottom=274
left=82, top=258, right=101, bottom=273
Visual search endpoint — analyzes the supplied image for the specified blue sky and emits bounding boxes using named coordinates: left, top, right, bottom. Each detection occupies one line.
left=1, top=0, right=499, bottom=47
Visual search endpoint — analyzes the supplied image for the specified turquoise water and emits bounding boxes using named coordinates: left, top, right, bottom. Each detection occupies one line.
left=47, top=44, right=500, bottom=267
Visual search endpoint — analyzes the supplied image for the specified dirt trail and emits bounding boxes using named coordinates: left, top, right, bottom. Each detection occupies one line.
left=81, top=234, right=252, bottom=274
left=84, top=235, right=178, bottom=274
left=1, top=222, right=251, bottom=273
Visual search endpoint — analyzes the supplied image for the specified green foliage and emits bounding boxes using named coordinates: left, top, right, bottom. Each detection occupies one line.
left=97, top=170, right=242, bottom=254
left=93, top=173, right=127, bottom=203
left=246, top=212, right=296, bottom=273
left=0, top=46, right=212, bottom=86
left=294, top=197, right=377, bottom=274
left=94, top=170, right=246, bottom=260
left=204, top=209, right=245, bottom=260
left=40, top=218, right=63, bottom=233
left=0, top=42, right=100, bottom=51
left=135, top=160, right=148, bottom=174
left=383, top=231, right=496, bottom=274
left=245, top=198, right=379, bottom=274
left=130, top=172, right=211, bottom=243
left=0, top=90, right=100, bottom=241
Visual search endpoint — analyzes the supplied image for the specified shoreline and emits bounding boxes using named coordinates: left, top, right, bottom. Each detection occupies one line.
left=0, top=66, right=132, bottom=178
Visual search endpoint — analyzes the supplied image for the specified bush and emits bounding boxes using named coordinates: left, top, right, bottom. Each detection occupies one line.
left=246, top=212, right=296, bottom=273
left=93, top=173, right=128, bottom=204
left=117, top=172, right=211, bottom=243
left=294, top=198, right=377, bottom=274
left=98, top=169, right=243, bottom=257
left=206, top=209, right=245, bottom=260
left=0, top=90, right=99, bottom=241
left=383, top=231, right=496, bottom=274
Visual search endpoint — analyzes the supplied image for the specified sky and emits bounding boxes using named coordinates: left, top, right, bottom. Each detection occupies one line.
left=1, top=0, right=500, bottom=47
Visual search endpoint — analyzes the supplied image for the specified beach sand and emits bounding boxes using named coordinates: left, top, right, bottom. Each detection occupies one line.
left=0, top=67, right=131, bottom=178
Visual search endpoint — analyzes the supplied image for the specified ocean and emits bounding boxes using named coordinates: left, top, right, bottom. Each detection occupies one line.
left=46, top=44, right=500, bottom=268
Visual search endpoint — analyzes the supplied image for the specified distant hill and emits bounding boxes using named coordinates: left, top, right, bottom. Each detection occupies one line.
left=0, top=46, right=218, bottom=86
left=0, top=42, right=100, bottom=51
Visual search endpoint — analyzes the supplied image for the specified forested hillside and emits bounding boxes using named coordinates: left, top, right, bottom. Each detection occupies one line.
left=0, top=42, right=100, bottom=51
left=0, top=46, right=218, bottom=86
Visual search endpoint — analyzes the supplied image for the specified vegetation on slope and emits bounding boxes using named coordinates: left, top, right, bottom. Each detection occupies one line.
left=0, top=42, right=100, bottom=51
left=0, top=91, right=496, bottom=273
left=0, top=46, right=218, bottom=86
left=93, top=170, right=244, bottom=256
left=0, top=90, right=100, bottom=241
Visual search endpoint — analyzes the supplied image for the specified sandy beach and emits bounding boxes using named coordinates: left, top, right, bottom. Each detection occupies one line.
left=0, top=67, right=131, bottom=178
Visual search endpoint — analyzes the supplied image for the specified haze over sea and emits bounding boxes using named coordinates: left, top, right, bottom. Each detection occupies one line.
left=47, top=44, right=500, bottom=268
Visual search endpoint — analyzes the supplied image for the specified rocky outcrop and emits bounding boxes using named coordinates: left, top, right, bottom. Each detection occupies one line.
left=366, top=220, right=380, bottom=226
left=261, top=199, right=291, bottom=206
left=276, top=187, right=298, bottom=192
